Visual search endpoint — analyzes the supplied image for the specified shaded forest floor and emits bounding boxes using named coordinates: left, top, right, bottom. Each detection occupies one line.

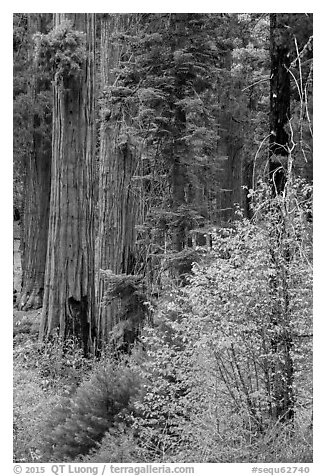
left=13, top=232, right=313, bottom=464
left=13, top=309, right=57, bottom=462
left=13, top=307, right=314, bottom=464
left=13, top=308, right=94, bottom=462
left=13, top=238, right=57, bottom=462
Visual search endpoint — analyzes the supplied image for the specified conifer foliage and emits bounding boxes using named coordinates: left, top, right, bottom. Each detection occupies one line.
left=109, top=14, right=229, bottom=279
left=36, top=363, right=142, bottom=461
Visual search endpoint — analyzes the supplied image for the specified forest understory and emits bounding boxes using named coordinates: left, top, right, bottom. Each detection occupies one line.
left=13, top=206, right=313, bottom=463
left=13, top=297, right=313, bottom=464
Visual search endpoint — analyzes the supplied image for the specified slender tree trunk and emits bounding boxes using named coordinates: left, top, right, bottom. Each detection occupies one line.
left=169, top=14, right=191, bottom=277
left=269, top=13, right=294, bottom=423
left=269, top=219, right=295, bottom=423
left=40, top=13, right=96, bottom=355
left=97, top=14, right=139, bottom=346
left=18, top=14, right=52, bottom=310
left=269, top=13, right=291, bottom=196
left=171, top=146, right=187, bottom=254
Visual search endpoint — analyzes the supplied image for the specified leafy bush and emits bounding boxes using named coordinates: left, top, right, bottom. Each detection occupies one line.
left=13, top=316, right=37, bottom=338
left=13, top=365, right=61, bottom=463
left=14, top=329, right=93, bottom=393
left=125, top=179, right=312, bottom=462
left=13, top=181, right=312, bottom=464
left=79, top=424, right=143, bottom=463
left=13, top=319, right=93, bottom=462
left=127, top=295, right=193, bottom=462
left=36, top=334, right=93, bottom=392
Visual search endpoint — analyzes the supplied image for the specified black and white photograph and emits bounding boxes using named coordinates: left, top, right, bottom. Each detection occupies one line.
left=12, top=10, right=314, bottom=470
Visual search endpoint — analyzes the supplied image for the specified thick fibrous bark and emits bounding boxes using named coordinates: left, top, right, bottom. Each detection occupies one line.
left=97, top=15, right=139, bottom=345
left=18, top=14, right=52, bottom=310
left=40, top=13, right=96, bottom=355
left=19, top=135, right=51, bottom=310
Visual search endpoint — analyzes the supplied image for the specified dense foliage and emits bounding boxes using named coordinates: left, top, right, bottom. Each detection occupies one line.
left=34, top=20, right=86, bottom=84
left=13, top=178, right=312, bottom=463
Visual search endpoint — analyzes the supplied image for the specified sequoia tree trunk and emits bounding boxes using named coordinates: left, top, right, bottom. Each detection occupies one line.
left=18, top=13, right=52, bottom=310
left=97, top=14, right=139, bottom=346
left=39, top=13, right=96, bottom=355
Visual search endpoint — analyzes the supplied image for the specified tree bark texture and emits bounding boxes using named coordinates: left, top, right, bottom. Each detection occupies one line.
left=18, top=14, right=52, bottom=310
left=217, top=50, right=244, bottom=224
left=218, top=112, right=244, bottom=224
left=270, top=13, right=291, bottom=158
left=97, top=15, right=139, bottom=345
left=269, top=236, right=295, bottom=423
left=40, top=13, right=96, bottom=355
left=269, top=13, right=291, bottom=195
